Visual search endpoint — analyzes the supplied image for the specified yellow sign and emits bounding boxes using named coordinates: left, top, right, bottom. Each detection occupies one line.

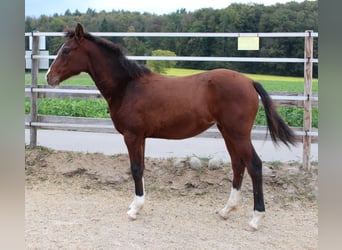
left=238, top=36, right=259, bottom=50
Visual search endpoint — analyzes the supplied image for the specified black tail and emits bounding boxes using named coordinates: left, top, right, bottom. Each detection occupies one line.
left=253, top=81, right=297, bottom=147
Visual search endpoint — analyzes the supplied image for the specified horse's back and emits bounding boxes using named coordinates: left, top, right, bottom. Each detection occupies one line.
left=195, top=68, right=259, bottom=107
left=143, top=68, right=259, bottom=119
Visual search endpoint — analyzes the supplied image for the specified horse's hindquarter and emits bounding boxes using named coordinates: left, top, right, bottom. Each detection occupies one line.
left=206, top=69, right=259, bottom=133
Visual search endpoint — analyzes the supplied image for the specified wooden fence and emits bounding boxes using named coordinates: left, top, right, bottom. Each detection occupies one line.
left=25, top=31, right=318, bottom=169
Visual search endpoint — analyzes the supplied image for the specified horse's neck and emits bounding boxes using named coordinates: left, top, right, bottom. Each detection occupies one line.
left=87, top=50, right=128, bottom=103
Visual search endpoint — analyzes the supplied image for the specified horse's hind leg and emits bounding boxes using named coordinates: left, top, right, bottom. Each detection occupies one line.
left=218, top=134, right=246, bottom=219
left=231, top=139, right=265, bottom=231
left=219, top=129, right=265, bottom=230
left=246, top=147, right=265, bottom=231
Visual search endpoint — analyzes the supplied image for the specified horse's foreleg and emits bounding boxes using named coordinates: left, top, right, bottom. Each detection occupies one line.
left=124, top=134, right=146, bottom=220
left=127, top=175, right=145, bottom=220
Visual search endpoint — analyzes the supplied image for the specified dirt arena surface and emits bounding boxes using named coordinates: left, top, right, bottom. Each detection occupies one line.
left=25, top=147, right=318, bottom=249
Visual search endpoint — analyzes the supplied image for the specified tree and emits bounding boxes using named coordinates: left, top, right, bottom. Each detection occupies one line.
left=64, top=9, right=72, bottom=16
left=73, top=9, right=82, bottom=16
left=86, top=8, right=96, bottom=16
left=99, top=18, right=109, bottom=32
left=147, top=50, right=177, bottom=74
left=123, top=26, right=146, bottom=55
left=25, top=1, right=318, bottom=76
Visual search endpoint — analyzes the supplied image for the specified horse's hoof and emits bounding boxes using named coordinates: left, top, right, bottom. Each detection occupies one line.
left=127, top=215, right=136, bottom=221
left=127, top=212, right=137, bottom=221
left=247, top=211, right=265, bottom=231
left=217, top=210, right=229, bottom=220
left=245, top=224, right=258, bottom=232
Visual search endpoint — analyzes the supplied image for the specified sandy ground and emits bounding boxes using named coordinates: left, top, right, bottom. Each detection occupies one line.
left=25, top=147, right=318, bottom=249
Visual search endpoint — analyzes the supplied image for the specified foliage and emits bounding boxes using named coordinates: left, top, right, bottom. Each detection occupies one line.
left=26, top=98, right=109, bottom=118
left=25, top=1, right=318, bottom=77
left=255, top=106, right=318, bottom=128
left=147, top=50, right=177, bottom=73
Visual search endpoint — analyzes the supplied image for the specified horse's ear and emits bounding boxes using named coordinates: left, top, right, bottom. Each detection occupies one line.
left=75, top=23, right=84, bottom=41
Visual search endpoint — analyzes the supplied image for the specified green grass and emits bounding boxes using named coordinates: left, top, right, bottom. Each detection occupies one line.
left=30, top=99, right=109, bottom=118
left=25, top=72, right=94, bottom=86
left=25, top=68, right=318, bottom=128
left=25, top=69, right=318, bottom=92
left=165, top=68, right=207, bottom=77
left=166, top=68, right=318, bottom=93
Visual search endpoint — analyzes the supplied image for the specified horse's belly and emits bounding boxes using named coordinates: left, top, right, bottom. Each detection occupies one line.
left=149, top=117, right=214, bottom=139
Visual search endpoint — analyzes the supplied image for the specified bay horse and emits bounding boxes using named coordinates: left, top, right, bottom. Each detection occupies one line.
left=46, top=23, right=296, bottom=231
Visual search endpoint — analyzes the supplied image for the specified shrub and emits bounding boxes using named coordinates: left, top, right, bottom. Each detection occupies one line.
left=147, top=50, right=176, bottom=74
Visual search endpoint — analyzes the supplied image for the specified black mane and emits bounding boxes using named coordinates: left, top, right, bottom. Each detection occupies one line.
left=65, top=30, right=152, bottom=79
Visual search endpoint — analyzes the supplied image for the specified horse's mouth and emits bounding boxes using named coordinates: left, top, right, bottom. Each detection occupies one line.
left=46, top=74, right=60, bottom=87
left=47, top=79, right=60, bottom=87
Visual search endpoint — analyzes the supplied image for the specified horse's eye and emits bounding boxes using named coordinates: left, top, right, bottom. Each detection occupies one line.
left=62, top=47, right=71, bottom=55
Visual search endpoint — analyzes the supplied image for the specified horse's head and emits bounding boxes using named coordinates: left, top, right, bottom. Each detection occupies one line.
left=46, top=23, right=88, bottom=86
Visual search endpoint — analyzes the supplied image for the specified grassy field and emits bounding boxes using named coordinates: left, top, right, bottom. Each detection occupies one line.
left=26, top=69, right=318, bottom=92
left=166, top=68, right=318, bottom=92
left=25, top=69, right=318, bottom=128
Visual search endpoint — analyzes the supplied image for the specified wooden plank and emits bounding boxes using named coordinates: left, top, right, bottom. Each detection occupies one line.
left=24, top=87, right=318, bottom=108
left=303, top=30, right=314, bottom=170
left=25, top=115, right=318, bottom=143
left=27, top=31, right=318, bottom=38
left=29, top=35, right=39, bottom=147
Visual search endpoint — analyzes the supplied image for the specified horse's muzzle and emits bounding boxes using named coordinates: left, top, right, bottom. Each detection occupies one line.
left=45, top=72, right=60, bottom=87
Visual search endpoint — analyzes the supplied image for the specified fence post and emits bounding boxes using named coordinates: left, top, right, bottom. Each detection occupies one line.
left=29, top=33, right=39, bottom=147
left=303, top=30, right=313, bottom=170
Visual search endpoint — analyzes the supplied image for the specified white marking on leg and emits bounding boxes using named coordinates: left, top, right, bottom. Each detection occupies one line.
left=142, top=177, right=145, bottom=194
left=127, top=178, right=146, bottom=220
left=127, top=195, right=145, bottom=220
left=247, top=210, right=266, bottom=231
left=219, top=188, right=240, bottom=219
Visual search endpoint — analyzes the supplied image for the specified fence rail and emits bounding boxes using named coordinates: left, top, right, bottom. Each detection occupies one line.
left=24, top=86, right=318, bottom=107
left=24, top=86, right=318, bottom=138
left=25, top=31, right=318, bottom=37
left=25, top=31, right=318, bottom=169
left=24, top=115, right=318, bottom=140
left=25, top=55, right=318, bottom=63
